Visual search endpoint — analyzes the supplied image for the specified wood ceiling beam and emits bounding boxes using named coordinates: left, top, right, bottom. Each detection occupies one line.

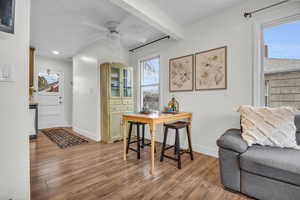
left=109, top=0, right=184, bottom=40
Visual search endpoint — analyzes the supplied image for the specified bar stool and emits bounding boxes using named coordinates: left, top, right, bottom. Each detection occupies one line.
left=126, top=121, right=151, bottom=159
left=160, top=121, right=194, bottom=169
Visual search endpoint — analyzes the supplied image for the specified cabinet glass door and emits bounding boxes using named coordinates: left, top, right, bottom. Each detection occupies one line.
left=123, top=68, right=132, bottom=97
left=110, top=67, right=121, bottom=97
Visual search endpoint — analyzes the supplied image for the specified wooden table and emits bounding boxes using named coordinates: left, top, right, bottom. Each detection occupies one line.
left=122, top=112, right=192, bottom=175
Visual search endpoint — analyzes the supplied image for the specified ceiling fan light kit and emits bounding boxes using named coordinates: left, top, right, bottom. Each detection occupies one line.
left=106, top=21, right=120, bottom=33
left=107, top=32, right=120, bottom=41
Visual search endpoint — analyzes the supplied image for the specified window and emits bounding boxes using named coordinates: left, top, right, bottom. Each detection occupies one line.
left=264, top=19, right=300, bottom=59
left=263, top=18, right=300, bottom=109
left=38, top=70, right=60, bottom=93
left=140, top=57, right=160, bottom=111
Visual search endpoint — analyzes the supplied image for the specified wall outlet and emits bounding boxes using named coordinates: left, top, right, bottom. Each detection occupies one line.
left=0, top=64, right=15, bottom=82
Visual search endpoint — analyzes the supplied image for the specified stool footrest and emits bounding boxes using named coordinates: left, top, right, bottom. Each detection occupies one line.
left=163, top=145, right=176, bottom=151
left=163, top=155, right=179, bottom=161
left=128, top=140, right=142, bottom=144
left=181, top=150, right=192, bottom=154
left=129, top=148, right=138, bottom=152
left=142, top=142, right=151, bottom=146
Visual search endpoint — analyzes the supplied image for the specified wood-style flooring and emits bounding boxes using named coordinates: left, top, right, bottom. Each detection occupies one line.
left=30, top=128, right=251, bottom=200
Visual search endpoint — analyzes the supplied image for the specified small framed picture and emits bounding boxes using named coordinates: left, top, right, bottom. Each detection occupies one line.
left=169, top=54, right=194, bottom=92
left=195, top=46, right=227, bottom=90
left=0, top=0, right=16, bottom=34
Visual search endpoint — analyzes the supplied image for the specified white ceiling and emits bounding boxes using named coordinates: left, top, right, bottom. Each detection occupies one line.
left=31, top=0, right=244, bottom=59
left=30, top=0, right=164, bottom=59
left=150, top=0, right=244, bottom=25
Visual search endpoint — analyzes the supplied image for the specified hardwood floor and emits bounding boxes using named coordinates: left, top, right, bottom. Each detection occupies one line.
left=30, top=128, right=250, bottom=200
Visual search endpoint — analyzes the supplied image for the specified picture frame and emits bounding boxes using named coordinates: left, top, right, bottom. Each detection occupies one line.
left=195, top=46, right=227, bottom=90
left=169, top=54, right=194, bottom=92
left=0, top=0, right=16, bottom=34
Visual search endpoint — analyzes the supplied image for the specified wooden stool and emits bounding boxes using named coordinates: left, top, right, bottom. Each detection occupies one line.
left=160, top=121, right=194, bottom=169
left=126, top=121, right=150, bottom=159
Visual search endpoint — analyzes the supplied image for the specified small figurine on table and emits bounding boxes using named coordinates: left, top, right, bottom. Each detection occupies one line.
left=166, top=97, right=179, bottom=113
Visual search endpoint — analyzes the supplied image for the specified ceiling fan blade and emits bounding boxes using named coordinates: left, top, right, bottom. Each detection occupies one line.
left=80, top=34, right=107, bottom=49
left=118, top=15, right=134, bottom=31
left=122, top=33, right=147, bottom=44
left=82, top=22, right=108, bottom=33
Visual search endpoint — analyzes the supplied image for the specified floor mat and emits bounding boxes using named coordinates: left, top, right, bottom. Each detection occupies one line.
left=42, top=128, right=88, bottom=149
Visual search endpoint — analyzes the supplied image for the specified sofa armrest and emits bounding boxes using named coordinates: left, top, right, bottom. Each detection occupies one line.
left=217, top=129, right=248, bottom=153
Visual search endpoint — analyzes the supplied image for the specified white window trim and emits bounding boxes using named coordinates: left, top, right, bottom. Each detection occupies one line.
left=137, top=55, right=161, bottom=112
left=253, top=13, right=300, bottom=106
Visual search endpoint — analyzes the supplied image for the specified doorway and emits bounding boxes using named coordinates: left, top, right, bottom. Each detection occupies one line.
left=37, top=68, right=65, bottom=129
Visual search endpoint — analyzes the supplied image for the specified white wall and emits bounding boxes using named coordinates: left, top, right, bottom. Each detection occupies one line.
left=72, top=40, right=129, bottom=141
left=0, top=0, right=31, bottom=199
left=130, top=0, right=300, bottom=157
left=35, top=56, right=73, bottom=126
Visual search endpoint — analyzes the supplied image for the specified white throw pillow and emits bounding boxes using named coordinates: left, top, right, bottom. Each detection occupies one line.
left=238, top=106, right=300, bottom=149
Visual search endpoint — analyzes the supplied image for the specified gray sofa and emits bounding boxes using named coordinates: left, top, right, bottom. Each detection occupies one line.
left=217, top=115, right=300, bottom=200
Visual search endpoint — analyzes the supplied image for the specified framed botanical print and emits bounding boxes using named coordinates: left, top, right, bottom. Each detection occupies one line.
left=195, top=46, right=227, bottom=90
left=169, top=54, right=194, bottom=92
left=0, top=0, right=15, bottom=34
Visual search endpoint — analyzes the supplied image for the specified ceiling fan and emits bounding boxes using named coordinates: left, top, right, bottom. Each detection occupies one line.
left=83, top=20, right=148, bottom=44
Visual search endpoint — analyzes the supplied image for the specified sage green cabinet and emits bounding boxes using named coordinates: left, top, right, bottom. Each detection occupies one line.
left=110, top=66, right=121, bottom=97
left=123, top=68, right=133, bottom=97
left=100, top=62, right=134, bottom=143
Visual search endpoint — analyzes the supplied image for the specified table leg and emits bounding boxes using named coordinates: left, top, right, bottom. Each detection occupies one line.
left=188, top=116, right=193, bottom=137
left=187, top=115, right=193, bottom=150
left=123, top=119, right=128, bottom=161
left=149, top=123, right=156, bottom=175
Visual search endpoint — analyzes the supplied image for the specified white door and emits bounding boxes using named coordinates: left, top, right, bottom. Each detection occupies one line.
left=38, top=68, right=64, bottom=129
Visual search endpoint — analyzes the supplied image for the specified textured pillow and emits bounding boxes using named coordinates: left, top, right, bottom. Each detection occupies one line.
left=238, top=106, right=300, bottom=149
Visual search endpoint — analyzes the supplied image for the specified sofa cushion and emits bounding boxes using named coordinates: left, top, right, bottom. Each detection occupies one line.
left=240, top=145, right=300, bottom=186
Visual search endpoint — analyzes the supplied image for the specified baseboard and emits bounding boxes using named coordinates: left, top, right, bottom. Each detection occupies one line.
left=143, top=137, right=218, bottom=158
left=61, top=124, right=72, bottom=128
left=39, top=124, right=72, bottom=129
left=72, top=127, right=218, bottom=157
left=72, top=126, right=100, bottom=142
left=193, top=144, right=218, bottom=158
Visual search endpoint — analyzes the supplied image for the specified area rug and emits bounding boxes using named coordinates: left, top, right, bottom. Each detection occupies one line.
left=42, top=128, right=88, bottom=149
